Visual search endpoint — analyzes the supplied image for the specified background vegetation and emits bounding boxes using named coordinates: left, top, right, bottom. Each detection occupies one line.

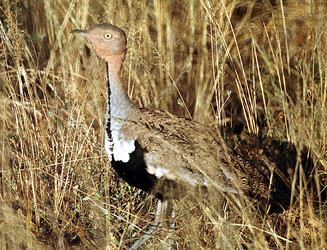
left=0, top=0, right=326, bottom=248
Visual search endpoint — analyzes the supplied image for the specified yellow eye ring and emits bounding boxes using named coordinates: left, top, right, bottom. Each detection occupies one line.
left=104, top=33, right=112, bottom=39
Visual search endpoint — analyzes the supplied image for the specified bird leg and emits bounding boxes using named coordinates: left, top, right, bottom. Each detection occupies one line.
left=130, top=199, right=174, bottom=249
left=167, top=209, right=175, bottom=250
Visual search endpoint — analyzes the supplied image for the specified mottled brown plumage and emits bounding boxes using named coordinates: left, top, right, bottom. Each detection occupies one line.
left=123, top=108, right=271, bottom=198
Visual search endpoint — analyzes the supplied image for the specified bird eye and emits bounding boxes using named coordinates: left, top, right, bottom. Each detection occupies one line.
left=104, top=33, right=112, bottom=39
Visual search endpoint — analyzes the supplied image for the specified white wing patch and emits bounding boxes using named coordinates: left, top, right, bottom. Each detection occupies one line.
left=105, top=116, right=136, bottom=163
left=147, top=165, right=171, bottom=179
left=112, top=136, right=135, bottom=162
left=146, top=164, right=199, bottom=186
left=146, top=162, right=239, bottom=193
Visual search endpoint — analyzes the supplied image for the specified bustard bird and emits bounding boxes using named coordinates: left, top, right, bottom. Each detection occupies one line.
left=72, top=23, right=274, bottom=245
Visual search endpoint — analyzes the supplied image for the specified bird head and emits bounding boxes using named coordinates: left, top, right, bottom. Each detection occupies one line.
left=71, top=23, right=127, bottom=63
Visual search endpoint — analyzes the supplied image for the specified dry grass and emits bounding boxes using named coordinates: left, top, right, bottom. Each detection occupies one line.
left=0, top=0, right=326, bottom=249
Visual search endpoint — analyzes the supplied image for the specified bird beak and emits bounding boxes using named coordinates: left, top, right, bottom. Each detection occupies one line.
left=71, top=29, right=90, bottom=38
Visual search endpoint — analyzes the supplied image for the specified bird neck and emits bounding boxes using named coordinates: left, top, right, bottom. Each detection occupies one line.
left=106, top=61, right=137, bottom=120
left=105, top=54, right=124, bottom=76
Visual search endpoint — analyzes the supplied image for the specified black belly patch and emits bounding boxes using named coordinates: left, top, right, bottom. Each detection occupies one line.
left=110, top=140, right=158, bottom=193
